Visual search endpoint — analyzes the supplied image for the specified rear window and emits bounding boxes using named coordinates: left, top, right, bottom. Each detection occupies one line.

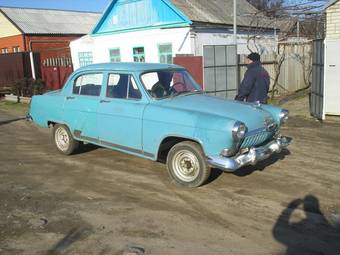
left=73, top=73, right=103, bottom=96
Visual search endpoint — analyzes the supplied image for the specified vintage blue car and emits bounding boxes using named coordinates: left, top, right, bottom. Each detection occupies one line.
left=28, top=63, right=290, bottom=187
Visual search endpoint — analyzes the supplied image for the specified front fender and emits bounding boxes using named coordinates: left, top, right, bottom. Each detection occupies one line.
left=143, top=104, right=237, bottom=159
left=194, top=113, right=236, bottom=156
left=260, top=104, right=284, bottom=125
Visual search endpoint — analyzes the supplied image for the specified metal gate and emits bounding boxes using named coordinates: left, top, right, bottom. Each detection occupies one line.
left=310, top=39, right=324, bottom=119
left=203, top=45, right=238, bottom=99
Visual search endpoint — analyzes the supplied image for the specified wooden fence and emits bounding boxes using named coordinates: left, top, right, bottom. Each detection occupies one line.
left=0, top=52, right=40, bottom=93
left=239, top=41, right=313, bottom=95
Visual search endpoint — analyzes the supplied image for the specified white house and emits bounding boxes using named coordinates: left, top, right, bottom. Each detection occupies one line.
left=70, top=0, right=277, bottom=70
left=323, top=0, right=340, bottom=117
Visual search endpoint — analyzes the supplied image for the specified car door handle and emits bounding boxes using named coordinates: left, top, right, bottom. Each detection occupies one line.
left=100, top=100, right=110, bottom=103
left=66, top=96, right=75, bottom=100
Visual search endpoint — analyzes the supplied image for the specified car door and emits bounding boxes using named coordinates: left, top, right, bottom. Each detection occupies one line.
left=97, top=72, right=149, bottom=156
left=62, top=72, right=103, bottom=140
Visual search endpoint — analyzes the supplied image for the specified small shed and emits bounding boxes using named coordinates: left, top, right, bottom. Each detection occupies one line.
left=324, top=0, right=340, bottom=117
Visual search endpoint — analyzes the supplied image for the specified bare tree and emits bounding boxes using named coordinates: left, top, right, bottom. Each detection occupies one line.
left=271, top=44, right=286, bottom=98
left=292, top=42, right=313, bottom=88
left=242, top=0, right=327, bottom=98
left=247, top=0, right=285, bottom=17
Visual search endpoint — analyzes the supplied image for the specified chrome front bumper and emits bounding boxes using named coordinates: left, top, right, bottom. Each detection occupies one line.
left=207, top=136, right=290, bottom=172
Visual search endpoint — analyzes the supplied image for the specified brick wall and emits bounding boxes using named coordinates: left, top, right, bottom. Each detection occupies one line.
left=327, top=1, right=340, bottom=39
left=0, top=34, right=25, bottom=53
left=24, top=35, right=83, bottom=61
left=0, top=34, right=83, bottom=61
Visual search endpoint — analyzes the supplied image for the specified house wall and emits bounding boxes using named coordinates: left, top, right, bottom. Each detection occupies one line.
left=0, top=34, right=25, bottom=53
left=25, top=35, right=83, bottom=61
left=0, top=11, right=21, bottom=38
left=326, top=1, right=340, bottom=39
left=70, top=27, right=192, bottom=69
left=192, top=30, right=278, bottom=56
left=0, top=33, right=83, bottom=61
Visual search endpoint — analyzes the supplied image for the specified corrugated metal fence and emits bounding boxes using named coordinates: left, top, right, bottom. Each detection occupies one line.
left=239, top=41, right=313, bottom=94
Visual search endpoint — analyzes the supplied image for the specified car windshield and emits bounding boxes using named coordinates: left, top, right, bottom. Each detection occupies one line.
left=141, top=70, right=203, bottom=99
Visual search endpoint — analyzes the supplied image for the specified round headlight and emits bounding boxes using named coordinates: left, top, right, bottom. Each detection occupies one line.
left=232, top=121, right=247, bottom=141
left=279, top=109, right=289, bottom=124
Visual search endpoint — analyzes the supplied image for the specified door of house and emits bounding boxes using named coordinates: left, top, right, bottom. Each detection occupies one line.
left=203, top=45, right=238, bottom=99
left=310, top=39, right=325, bottom=120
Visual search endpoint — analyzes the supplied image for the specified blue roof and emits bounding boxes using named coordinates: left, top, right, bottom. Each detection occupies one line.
left=77, top=62, right=185, bottom=72
left=91, top=0, right=191, bottom=35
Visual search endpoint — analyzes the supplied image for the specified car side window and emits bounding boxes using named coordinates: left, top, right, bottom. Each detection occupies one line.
left=106, top=74, right=142, bottom=100
left=73, top=73, right=103, bottom=96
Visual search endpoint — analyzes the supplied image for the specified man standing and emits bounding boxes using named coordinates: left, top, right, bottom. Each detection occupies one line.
left=235, top=52, right=270, bottom=104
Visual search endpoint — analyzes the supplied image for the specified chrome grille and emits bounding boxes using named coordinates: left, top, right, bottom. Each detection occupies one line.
left=240, top=130, right=273, bottom=149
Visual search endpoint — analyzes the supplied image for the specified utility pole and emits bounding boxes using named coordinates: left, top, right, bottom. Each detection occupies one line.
left=297, top=18, right=300, bottom=39
left=233, top=0, right=237, bottom=45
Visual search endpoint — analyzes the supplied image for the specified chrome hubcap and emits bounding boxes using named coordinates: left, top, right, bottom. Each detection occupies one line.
left=55, top=127, right=70, bottom=152
left=172, top=150, right=200, bottom=182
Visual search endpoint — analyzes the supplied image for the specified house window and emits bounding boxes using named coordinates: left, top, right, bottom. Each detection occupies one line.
left=158, top=44, right=173, bottom=64
left=133, top=47, right=145, bottom=62
left=109, top=48, right=121, bottom=62
left=13, top=46, right=20, bottom=53
left=78, top=52, right=93, bottom=67
left=1, top=48, right=8, bottom=54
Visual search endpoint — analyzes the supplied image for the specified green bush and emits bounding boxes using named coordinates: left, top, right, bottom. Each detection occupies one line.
left=11, top=78, right=46, bottom=97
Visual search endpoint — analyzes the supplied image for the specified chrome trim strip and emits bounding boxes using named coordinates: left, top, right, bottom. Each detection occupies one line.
left=245, top=127, right=267, bottom=137
left=74, top=130, right=154, bottom=158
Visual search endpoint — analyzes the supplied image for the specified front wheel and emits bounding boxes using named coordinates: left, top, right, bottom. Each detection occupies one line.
left=166, top=141, right=211, bottom=187
left=52, top=124, right=79, bottom=155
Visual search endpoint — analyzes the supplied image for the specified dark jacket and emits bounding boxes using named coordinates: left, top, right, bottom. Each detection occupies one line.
left=235, top=61, right=270, bottom=104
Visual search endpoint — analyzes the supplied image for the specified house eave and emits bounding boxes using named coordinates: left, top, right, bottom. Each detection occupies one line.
left=190, top=21, right=278, bottom=33
left=91, top=22, right=191, bottom=37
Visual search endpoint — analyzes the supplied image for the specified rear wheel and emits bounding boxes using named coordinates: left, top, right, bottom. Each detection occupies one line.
left=52, top=124, right=79, bottom=155
left=166, top=141, right=211, bottom=187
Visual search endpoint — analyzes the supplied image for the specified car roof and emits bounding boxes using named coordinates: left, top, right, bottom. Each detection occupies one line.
left=76, top=62, right=185, bottom=72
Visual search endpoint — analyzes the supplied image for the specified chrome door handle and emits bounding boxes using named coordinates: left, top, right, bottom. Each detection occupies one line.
left=100, top=100, right=110, bottom=103
left=66, top=96, right=75, bottom=100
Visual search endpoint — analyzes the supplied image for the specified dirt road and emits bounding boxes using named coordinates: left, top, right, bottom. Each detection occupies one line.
left=0, top=109, right=339, bottom=255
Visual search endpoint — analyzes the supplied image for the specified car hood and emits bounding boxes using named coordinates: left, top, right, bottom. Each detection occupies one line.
left=155, top=94, right=274, bottom=131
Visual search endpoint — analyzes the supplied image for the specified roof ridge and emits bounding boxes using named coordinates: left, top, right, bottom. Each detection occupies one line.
left=0, top=6, right=101, bottom=14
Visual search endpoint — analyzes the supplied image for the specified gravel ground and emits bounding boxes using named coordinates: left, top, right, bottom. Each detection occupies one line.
left=0, top=103, right=339, bottom=255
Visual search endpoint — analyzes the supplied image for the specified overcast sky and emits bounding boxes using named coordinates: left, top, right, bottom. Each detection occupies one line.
left=0, top=0, right=111, bottom=12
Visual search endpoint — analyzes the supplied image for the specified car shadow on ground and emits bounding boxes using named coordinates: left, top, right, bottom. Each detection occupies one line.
left=207, top=137, right=293, bottom=182
left=0, top=117, right=26, bottom=126
left=206, top=168, right=224, bottom=184
left=206, top=148, right=291, bottom=184
left=232, top=148, right=291, bottom=177
left=272, top=195, right=340, bottom=255
left=73, top=144, right=100, bottom=155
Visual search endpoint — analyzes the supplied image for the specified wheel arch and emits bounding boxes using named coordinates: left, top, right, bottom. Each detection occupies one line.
left=156, top=135, right=205, bottom=163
